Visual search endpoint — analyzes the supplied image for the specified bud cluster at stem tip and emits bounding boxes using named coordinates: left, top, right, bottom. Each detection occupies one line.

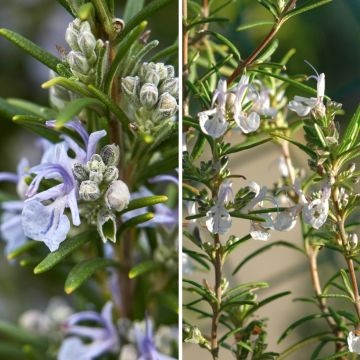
left=72, top=144, right=130, bottom=243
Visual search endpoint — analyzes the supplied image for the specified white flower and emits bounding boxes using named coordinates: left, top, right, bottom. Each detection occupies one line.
left=205, top=180, right=233, bottom=234
left=288, top=63, right=325, bottom=117
left=295, top=181, right=331, bottom=230
left=198, top=79, right=228, bottom=138
left=233, top=75, right=260, bottom=134
left=348, top=331, right=360, bottom=354
left=243, top=182, right=296, bottom=240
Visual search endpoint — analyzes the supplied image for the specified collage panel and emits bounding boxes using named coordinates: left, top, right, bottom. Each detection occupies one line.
left=182, top=0, right=359, bottom=359
left=0, top=0, right=179, bottom=359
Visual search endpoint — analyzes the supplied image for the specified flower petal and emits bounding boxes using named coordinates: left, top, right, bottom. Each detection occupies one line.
left=206, top=205, right=232, bottom=234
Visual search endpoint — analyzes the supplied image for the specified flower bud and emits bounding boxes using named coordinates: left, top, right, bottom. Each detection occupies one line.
left=100, top=144, right=120, bottom=166
left=88, top=154, right=106, bottom=173
left=112, top=18, right=125, bottom=33
left=65, top=20, right=80, bottom=51
left=155, top=63, right=168, bottom=81
left=79, top=180, right=100, bottom=201
left=97, top=208, right=117, bottom=243
left=105, top=180, right=130, bottom=212
left=103, top=166, right=119, bottom=183
left=121, top=76, right=140, bottom=103
left=159, top=78, right=178, bottom=98
left=165, top=65, right=175, bottom=78
left=153, top=92, right=177, bottom=121
left=140, top=83, right=159, bottom=109
left=89, top=170, right=103, bottom=184
left=67, top=51, right=90, bottom=74
left=144, top=70, right=160, bottom=86
left=78, top=30, right=97, bottom=63
left=349, top=233, right=358, bottom=250
left=72, top=162, right=89, bottom=182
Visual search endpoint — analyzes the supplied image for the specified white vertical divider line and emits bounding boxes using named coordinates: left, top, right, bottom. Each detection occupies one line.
left=178, top=0, right=183, bottom=357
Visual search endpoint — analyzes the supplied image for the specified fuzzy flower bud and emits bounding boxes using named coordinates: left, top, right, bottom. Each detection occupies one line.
left=153, top=92, right=177, bottom=121
left=144, top=70, right=160, bottom=86
left=97, top=208, right=117, bottom=243
left=159, top=78, right=178, bottom=98
left=67, top=51, right=90, bottom=74
left=65, top=19, right=81, bottom=51
left=72, top=162, right=89, bottom=182
left=88, top=154, right=106, bottom=173
left=89, top=170, right=103, bottom=184
left=165, top=65, right=175, bottom=78
left=121, top=76, right=140, bottom=103
left=140, top=83, right=159, bottom=109
left=100, top=144, right=120, bottom=166
left=349, top=233, right=358, bottom=250
left=105, top=180, right=130, bottom=212
left=78, top=30, right=97, bottom=63
left=79, top=180, right=100, bottom=201
left=103, top=166, right=119, bottom=183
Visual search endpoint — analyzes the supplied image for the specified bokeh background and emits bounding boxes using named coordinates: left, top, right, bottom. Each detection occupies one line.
left=183, top=0, right=360, bottom=359
left=0, top=0, right=178, bottom=325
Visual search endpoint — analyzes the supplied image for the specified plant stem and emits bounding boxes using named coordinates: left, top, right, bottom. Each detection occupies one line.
left=227, top=0, right=298, bottom=85
left=211, top=233, right=222, bottom=360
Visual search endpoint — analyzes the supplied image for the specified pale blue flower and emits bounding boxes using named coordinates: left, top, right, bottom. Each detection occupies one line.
left=135, top=317, right=175, bottom=360
left=0, top=158, right=29, bottom=254
left=58, top=302, right=119, bottom=360
left=22, top=121, right=106, bottom=252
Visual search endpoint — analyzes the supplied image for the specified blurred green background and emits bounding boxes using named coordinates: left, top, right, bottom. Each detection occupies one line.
left=0, top=0, right=178, bottom=321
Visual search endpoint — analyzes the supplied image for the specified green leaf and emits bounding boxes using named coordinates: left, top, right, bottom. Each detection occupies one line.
left=128, top=260, right=161, bottom=279
left=55, top=0, right=76, bottom=16
left=236, top=21, right=274, bottom=32
left=120, top=195, right=168, bottom=214
left=229, top=211, right=267, bottom=222
left=233, top=241, right=304, bottom=275
left=33, top=231, right=94, bottom=274
left=123, top=0, right=145, bottom=22
left=88, top=85, right=131, bottom=132
left=13, top=115, right=60, bottom=142
left=65, top=258, right=119, bottom=294
left=318, top=293, right=353, bottom=302
left=317, top=350, right=350, bottom=360
left=55, top=98, right=105, bottom=128
left=7, top=98, right=56, bottom=119
left=224, top=137, right=271, bottom=155
left=42, top=77, right=92, bottom=97
left=204, top=31, right=241, bottom=61
left=339, top=269, right=355, bottom=300
left=191, top=134, right=207, bottom=160
left=0, top=29, right=62, bottom=72
left=283, top=0, right=333, bottom=22
left=183, top=248, right=210, bottom=270
left=0, top=320, right=45, bottom=347
left=116, top=0, right=174, bottom=44
left=150, top=42, right=178, bottom=62
left=337, top=104, right=360, bottom=154
left=278, top=332, right=330, bottom=360
left=104, top=21, right=148, bottom=94
left=119, top=212, right=154, bottom=233
left=224, top=282, right=269, bottom=297
left=7, top=241, right=40, bottom=261
left=278, top=314, right=326, bottom=343
left=0, top=97, right=32, bottom=121
left=91, top=0, right=113, bottom=36
left=271, top=132, right=318, bottom=159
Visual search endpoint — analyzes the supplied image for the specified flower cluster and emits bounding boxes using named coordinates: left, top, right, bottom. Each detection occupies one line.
left=65, top=18, right=108, bottom=85
left=121, top=62, right=178, bottom=134
left=0, top=120, right=131, bottom=253
left=198, top=75, right=276, bottom=139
